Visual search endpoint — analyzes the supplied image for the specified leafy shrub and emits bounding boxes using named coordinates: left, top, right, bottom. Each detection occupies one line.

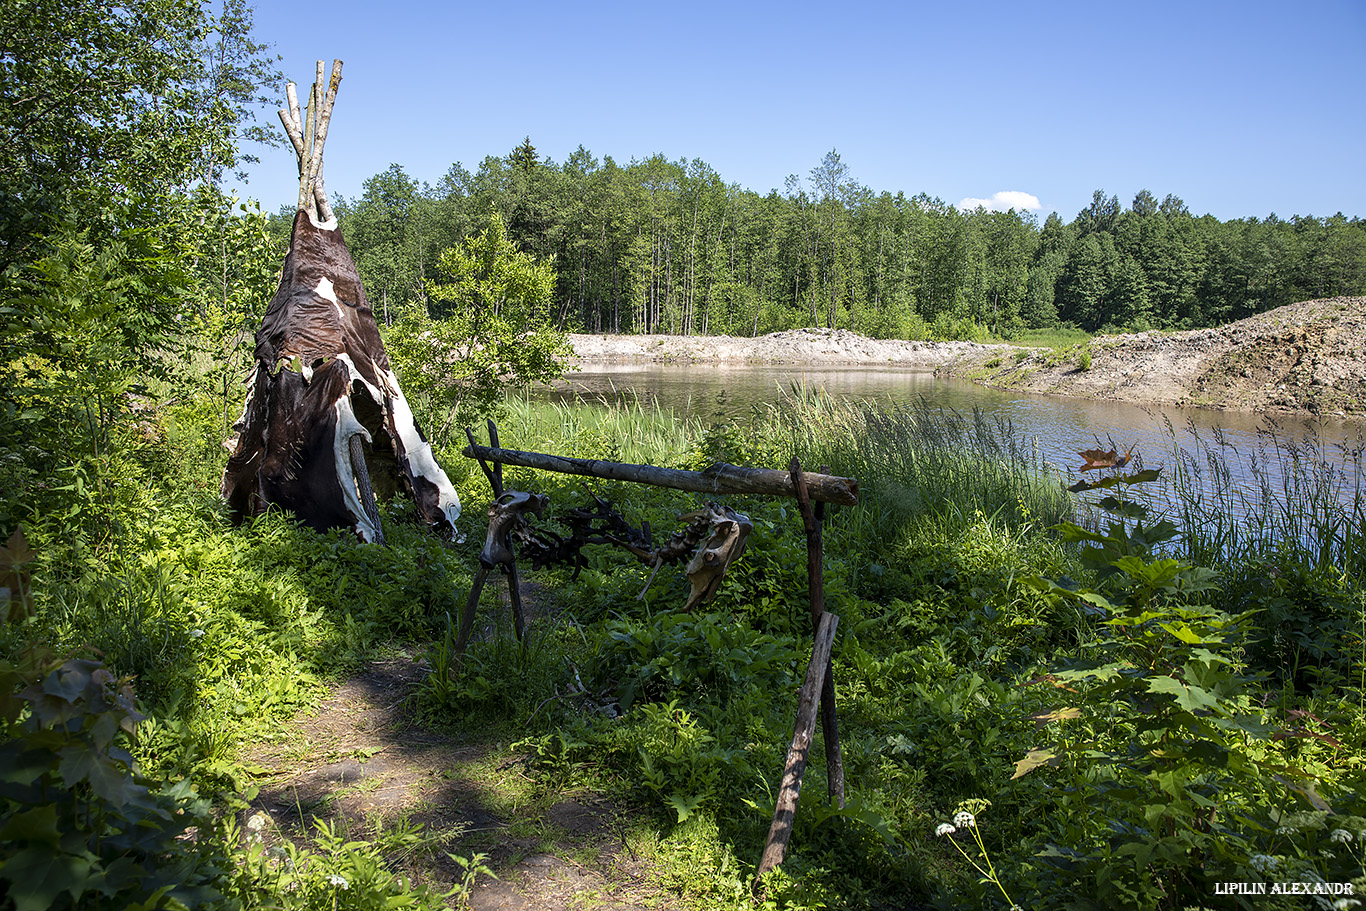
left=1013, top=469, right=1341, bottom=909
left=0, top=652, right=230, bottom=911
left=220, top=816, right=455, bottom=911
left=592, top=611, right=800, bottom=712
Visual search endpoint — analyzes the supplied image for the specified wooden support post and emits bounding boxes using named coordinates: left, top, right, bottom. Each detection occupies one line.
left=465, top=426, right=502, bottom=496
left=485, top=419, right=505, bottom=494
left=789, top=458, right=845, bottom=808
left=756, top=611, right=839, bottom=883
left=486, top=421, right=527, bottom=642
left=506, top=559, right=526, bottom=643
left=461, top=421, right=527, bottom=644
left=454, top=565, right=489, bottom=662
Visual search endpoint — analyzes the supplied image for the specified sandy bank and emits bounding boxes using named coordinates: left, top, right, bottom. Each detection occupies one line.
left=569, top=297, right=1366, bottom=417
left=568, top=328, right=1006, bottom=369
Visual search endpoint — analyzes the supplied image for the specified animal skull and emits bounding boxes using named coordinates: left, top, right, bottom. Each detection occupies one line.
left=479, top=491, right=550, bottom=568
left=683, top=505, right=752, bottom=611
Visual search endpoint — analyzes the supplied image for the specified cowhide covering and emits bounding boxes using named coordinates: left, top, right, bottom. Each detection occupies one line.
left=222, top=209, right=461, bottom=542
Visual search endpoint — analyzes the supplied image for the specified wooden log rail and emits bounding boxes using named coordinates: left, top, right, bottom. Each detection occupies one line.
left=462, top=422, right=850, bottom=882
left=460, top=444, right=858, bottom=506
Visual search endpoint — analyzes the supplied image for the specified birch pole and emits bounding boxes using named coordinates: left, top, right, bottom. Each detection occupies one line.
left=278, top=59, right=343, bottom=221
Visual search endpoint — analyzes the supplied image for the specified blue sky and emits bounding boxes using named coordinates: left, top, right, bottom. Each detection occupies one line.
left=228, top=0, right=1365, bottom=222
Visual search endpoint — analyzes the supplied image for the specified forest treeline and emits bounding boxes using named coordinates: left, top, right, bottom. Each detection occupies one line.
left=311, top=140, right=1366, bottom=340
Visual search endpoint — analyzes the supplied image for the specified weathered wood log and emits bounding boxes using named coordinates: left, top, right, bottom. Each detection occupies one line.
left=461, top=444, right=858, bottom=506
left=756, top=611, right=839, bottom=882
left=789, top=458, right=844, bottom=808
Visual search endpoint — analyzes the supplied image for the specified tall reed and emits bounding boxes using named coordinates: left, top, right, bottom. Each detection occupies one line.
left=501, top=389, right=704, bottom=467
left=1166, top=419, right=1366, bottom=578
left=756, top=385, right=1074, bottom=537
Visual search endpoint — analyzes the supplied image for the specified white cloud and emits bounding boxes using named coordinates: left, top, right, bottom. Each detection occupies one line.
left=956, top=190, right=1042, bottom=213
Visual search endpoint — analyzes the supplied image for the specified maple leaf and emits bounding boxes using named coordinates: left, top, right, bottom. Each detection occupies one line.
left=1077, top=444, right=1137, bottom=472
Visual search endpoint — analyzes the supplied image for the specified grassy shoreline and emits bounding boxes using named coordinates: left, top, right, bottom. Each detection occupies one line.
left=6, top=388, right=1366, bottom=909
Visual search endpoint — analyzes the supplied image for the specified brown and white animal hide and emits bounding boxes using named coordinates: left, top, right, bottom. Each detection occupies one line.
left=222, top=209, right=461, bottom=542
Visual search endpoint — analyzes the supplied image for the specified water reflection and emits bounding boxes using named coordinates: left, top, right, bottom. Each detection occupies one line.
left=550, top=363, right=1355, bottom=471
left=544, top=363, right=1366, bottom=536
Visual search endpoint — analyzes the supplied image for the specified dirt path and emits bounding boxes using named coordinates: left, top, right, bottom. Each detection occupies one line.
left=570, top=297, right=1366, bottom=417
left=241, top=654, right=668, bottom=910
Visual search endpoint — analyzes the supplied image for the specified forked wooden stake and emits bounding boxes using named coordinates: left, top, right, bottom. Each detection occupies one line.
left=790, top=457, right=845, bottom=808
left=756, top=611, right=840, bottom=882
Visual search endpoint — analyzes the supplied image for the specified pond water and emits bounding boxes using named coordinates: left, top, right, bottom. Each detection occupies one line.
left=545, top=362, right=1366, bottom=529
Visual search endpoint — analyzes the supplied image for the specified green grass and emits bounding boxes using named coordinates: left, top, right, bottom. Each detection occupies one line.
left=757, top=386, right=1074, bottom=538
left=1166, top=421, right=1366, bottom=575
left=499, top=389, right=704, bottom=467
left=10, top=372, right=1366, bottom=911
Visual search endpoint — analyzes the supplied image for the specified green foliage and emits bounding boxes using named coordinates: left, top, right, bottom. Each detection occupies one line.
left=0, top=219, right=192, bottom=535
left=383, top=212, right=570, bottom=445
left=633, top=700, right=742, bottom=823
left=593, top=611, right=800, bottom=712
left=0, top=0, right=242, bottom=261
left=220, top=815, right=453, bottom=910
left=0, top=653, right=230, bottom=911
left=1163, top=423, right=1366, bottom=687
left=333, top=136, right=1366, bottom=340
left=1015, top=469, right=1336, bottom=909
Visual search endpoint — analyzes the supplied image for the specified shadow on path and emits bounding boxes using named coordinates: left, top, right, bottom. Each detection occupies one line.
left=242, top=655, right=669, bottom=910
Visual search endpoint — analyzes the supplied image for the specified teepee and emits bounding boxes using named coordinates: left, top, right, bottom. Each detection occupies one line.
left=222, top=60, right=461, bottom=543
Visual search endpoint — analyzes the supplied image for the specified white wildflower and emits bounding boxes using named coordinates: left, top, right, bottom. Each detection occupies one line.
left=328, top=873, right=349, bottom=890
left=1249, top=853, right=1279, bottom=873
left=1331, top=828, right=1353, bottom=844
left=190, top=628, right=205, bottom=639
left=954, top=811, right=976, bottom=828
left=935, top=823, right=956, bottom=837
left=1276, top=826, right=1296, bottom=836
left=246, top=813, right=266, bottom=831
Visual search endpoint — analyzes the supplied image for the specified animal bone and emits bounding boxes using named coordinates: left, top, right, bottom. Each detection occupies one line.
left=682, top=504, right=752, bottom=611
left=479, top=491, right=549, bottom=568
